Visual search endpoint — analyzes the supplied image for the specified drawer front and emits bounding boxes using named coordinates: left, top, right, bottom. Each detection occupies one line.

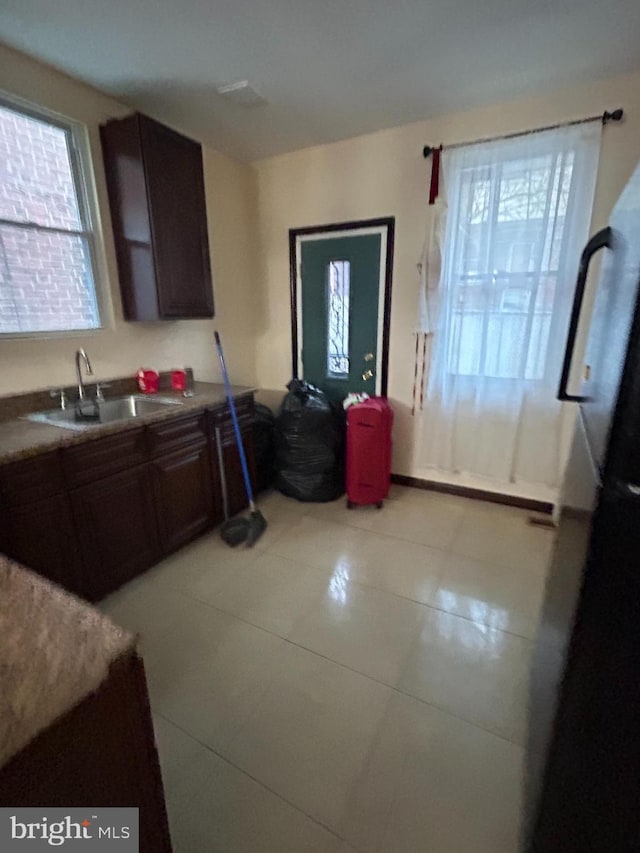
left=63, top=428, right=147, bottom=489
left=210, top=396, right=254, bottom=444
left=0, top=451, right=64, bottom=507
left=147, top=411, right=208, bottom=458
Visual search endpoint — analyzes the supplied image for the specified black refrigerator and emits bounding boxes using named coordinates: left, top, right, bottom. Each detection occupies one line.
left=526, top=162, right=640, bottom=852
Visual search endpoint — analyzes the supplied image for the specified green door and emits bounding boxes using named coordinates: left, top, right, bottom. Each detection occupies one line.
left=300, top=233, right=382, bottom=402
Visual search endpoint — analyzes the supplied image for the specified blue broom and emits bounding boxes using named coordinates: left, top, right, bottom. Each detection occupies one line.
left=214, top=331, right=267, bottom=547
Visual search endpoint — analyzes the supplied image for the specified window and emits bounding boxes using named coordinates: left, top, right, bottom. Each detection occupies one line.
left=446, top=146, right=579, bottom=381
left=0, top=98, right=100, bottom=334
left=326, top=260, right=350, bottom=378
left=421, top=124, right=600, bottom=485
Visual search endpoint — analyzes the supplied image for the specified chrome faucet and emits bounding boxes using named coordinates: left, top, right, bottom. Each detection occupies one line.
left=75, top=348, right=93, bottom=401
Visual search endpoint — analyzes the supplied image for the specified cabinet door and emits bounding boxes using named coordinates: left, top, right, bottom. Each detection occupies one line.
left=0, top=654, right=172, bottom=853
left=210, top=396, right=256, bottom=518
left=70, top=466, right=159, bottom=601
left=151, top=443, right=214, bottom=555
left=220, top=429, right=257, bottom=518
left=100, top=115, right=159, bottom=321
left=140, top=115, right=214, bottom=318
left=1, top=495, right=83, bottom=597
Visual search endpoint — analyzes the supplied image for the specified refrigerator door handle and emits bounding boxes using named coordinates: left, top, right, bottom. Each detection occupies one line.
left=612, top=480, right=640, bottom=498
left=558, top=226, right=613, bottom=403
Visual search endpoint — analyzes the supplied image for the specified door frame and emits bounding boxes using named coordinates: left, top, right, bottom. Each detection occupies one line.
left=289, top=217, right=395, bottom=396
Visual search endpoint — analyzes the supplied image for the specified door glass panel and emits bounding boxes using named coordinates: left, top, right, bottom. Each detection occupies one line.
left=326, top=260, right=350, bottom=378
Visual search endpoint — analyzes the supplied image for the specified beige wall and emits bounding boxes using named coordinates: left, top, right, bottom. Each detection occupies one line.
left=253, top=70, right=640, bottom=489
left=0, top=43, right=258, bottom=395
left=2, top=40, right=640, bottom=497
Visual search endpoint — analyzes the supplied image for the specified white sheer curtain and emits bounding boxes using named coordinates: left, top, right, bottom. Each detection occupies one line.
left=419, top=123, right=601, bottom=487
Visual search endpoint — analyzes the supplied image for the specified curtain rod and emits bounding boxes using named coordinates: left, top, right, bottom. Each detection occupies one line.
left=422, top=108, right=624, bottom=158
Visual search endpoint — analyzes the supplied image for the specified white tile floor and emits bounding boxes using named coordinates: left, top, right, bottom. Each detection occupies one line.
left=101, top=485, right=554, bottom=853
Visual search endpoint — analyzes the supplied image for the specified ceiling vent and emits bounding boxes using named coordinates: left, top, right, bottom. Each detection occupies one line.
left=216, top=80, right=266, bottom=107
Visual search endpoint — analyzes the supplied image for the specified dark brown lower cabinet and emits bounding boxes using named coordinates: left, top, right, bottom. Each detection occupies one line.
left=1, top=494, right=81, bottom=594
left=220, top=430, right=257, bottom=517
left=0, top=652, right=172, bottom=853
left=151, top=442, right=215, bottom=554
left=0, top=396, right=256, bottom=600
left=70, top=465, right=160, bottom=601
left=210, top=394, right=257, bottom=518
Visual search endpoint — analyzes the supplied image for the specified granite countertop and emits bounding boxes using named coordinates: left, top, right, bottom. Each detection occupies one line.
left=0, top=555, right=135, bottom=769
left=0, top=381, right=254, bottom=465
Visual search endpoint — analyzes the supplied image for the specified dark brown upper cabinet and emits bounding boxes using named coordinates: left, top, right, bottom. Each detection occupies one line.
left=100, top=113, right=214, bottom=320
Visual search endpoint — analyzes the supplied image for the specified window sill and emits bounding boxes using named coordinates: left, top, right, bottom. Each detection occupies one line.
left=0, top=326, right=105, bottom=343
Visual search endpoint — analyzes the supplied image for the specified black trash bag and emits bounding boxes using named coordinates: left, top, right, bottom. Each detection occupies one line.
left=253, top=403, right=276, bottom=493
left=274, top=379, right=345, bottom=502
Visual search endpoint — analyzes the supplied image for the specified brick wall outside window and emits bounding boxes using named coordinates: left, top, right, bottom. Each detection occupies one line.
left=0, top=103, right=100, bottom=333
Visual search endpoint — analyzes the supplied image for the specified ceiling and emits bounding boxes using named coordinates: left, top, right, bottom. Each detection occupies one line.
left=1, top=0, right=639, bottom=161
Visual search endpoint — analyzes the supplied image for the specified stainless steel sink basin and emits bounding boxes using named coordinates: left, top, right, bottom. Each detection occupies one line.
left=25, top=395, right=185, bottom=431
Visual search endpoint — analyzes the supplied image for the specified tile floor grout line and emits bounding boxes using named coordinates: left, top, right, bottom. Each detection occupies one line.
left=114, top=490, right=537, bottom=851
left=145, top=571, right=531, bottom=748
left=294, top=510, right=464, bottom=553
left=154, top=632, right=522, bottom=850
left=120, top=493, right=533, bottom=849
left=313, top=560, right=537, bottom=641
left=277, top=635, right=527, bottom=750
left=146, top=577, right=526, bottom=750
left=273, top=502, right=550, bottom=576
left=412, top=585, right=538, bottom=642
left=154, top=710, right=362, bottom=853
left=163, top=547, right=539, bottom=644
left=273, top=495, right=551, bottom=562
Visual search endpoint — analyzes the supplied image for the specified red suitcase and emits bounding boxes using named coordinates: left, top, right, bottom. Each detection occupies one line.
left=346, top=397, right=393, bottom=509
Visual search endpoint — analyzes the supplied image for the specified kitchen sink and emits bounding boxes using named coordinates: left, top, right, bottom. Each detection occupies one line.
left=25, top=394, right=185, bottom=431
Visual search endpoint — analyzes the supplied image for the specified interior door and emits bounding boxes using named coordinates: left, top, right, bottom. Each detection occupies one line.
left=299, top=233, right=382, bottom=402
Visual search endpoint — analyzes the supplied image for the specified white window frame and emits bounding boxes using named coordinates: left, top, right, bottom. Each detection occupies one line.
left=444, top=143, right=580, bottom=382
left=0, top=91, right=108, bottom=339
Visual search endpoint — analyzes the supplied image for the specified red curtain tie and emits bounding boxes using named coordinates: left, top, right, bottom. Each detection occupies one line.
left=429, top=145, right=443, bottom=205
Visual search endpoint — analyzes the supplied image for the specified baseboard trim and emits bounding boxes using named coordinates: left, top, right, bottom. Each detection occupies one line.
left=391, top=474, right=553, bottom=514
